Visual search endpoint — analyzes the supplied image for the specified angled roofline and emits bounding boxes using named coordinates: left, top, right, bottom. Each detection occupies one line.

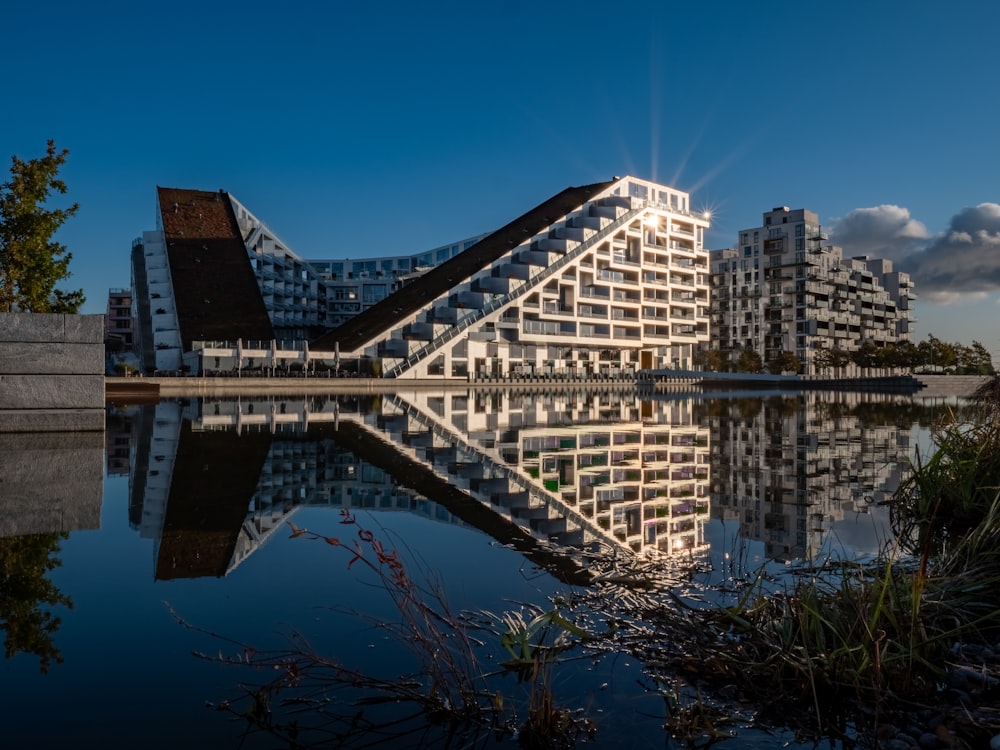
left=156, top=187, right=275, bottom=349
left=311, top=179, right=615, bottom=352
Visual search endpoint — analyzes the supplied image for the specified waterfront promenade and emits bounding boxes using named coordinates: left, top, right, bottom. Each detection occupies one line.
left=105, top=373, right=993, bottom=402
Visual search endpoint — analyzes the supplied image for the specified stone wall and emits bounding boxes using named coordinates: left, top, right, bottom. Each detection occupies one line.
left=0, top=313, right=104, bottom=432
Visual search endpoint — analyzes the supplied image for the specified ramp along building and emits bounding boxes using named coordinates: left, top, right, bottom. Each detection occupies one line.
left=131, top=177, right=712, bottom=379
left=709, top=206, right=916, bottom=375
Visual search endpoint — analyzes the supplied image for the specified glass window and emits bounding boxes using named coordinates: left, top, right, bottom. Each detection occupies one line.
left=629, top=182, right=648, bottom=199
left=362, top=284, right=387, bottom=304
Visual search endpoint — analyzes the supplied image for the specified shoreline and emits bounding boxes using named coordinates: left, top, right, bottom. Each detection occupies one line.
left=105, top=373, right=994, bottom=403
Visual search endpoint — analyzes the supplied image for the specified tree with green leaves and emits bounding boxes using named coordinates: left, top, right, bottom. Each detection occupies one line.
left=693, top=347, right=727, bottom=372
left=925, top=334, right=958, bottom=370
left=767, top=350, right=801, bottom=375
left=736, top=348, right=763, bottom=373
left=851, top=340, right=881, bottom=371
left=814, top=347, right=852, bottom=377
left=969, top=340, right=995, bottom=375
left=0, top=140, right=83, bottom=313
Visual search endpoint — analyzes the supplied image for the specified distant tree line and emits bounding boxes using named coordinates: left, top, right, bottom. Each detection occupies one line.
left=695, top=335, right=995, bottom=376
left=823, top=336, right=996, bottom=376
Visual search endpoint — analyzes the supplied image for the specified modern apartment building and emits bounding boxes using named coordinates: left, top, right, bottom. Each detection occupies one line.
left=310, top=235, right=488, bottom=327
left=709, top=207, right=916, bottom=375
left=104, top=287, right=133, bottom=352
left=314, top=176, right=711, bottom=379
left=131, top=177, right=712, bottom=378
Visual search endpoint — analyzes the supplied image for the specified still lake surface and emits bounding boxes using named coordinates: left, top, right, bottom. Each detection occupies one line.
left=1, top=387, right=954, bottom=748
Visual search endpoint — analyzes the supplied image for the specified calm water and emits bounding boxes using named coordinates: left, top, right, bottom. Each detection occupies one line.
left=1, top=388, right=952, bottom=748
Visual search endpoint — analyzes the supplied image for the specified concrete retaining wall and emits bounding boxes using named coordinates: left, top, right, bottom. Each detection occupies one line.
left=0, top=313, right=105, bottom=432
left=912, top=375, right=993, bottom=399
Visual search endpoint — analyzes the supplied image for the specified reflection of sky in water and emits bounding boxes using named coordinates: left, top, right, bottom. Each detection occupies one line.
left=1, top=393, right=962, bottom=748
left=824, top=503, right=894, bottom=562
left=13, top=476, right=564, bottom=749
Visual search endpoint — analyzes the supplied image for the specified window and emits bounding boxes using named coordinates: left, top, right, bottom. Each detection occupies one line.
left=362, top=284, right=387, bottom=304
left=629, top=182, right=648, bottom=199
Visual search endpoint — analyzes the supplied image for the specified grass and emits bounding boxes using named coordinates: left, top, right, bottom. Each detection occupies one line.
left=560, top=377, right=1000, bottom=746
left=185, top=508, right=596, bottom=748
left=681, top=376, right=1000, bottom=743
left=189, top=377, right=1000, bottom=748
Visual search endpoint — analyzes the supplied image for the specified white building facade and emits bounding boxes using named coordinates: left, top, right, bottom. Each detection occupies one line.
left=344, top=176, right=712, bottom=380
left=710, top=206, right=916, bottom=375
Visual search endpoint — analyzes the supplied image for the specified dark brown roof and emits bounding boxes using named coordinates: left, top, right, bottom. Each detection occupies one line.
left=157, top=187, right=274, bottom=348
left=311, top=180, right=614, bottom=352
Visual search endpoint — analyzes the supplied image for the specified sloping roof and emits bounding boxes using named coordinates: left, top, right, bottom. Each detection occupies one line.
left=157, top=187, right=274, bottom=349
left=311, top=180, right=615, bottom=352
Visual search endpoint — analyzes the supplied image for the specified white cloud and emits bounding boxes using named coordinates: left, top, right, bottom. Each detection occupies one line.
left=830, top=203, right=1000, bottom=297
left=898, top=203, right=1000, bottom=295
left=829, top=205, right=928, bottom=262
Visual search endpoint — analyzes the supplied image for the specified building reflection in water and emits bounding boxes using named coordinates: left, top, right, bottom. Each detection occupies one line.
left=704, top=392, right=911, bottom=562
left=118, top=388, right=914, bottom=580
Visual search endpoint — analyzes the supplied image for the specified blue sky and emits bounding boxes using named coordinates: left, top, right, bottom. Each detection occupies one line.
left=4, top=0, right=999, bottom=358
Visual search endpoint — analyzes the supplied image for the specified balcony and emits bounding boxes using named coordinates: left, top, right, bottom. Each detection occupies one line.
left=580, top=286, right=610, bottom=300
left=542, top=301, right=573, bottom=316
left=402, top=322, right=434, bottom=341
left=514, top=248, right=550, bottom=266
left=471, top=275, right=510, bottom=294
left=377, top=339, right=410, bottom=358
left=431, top=306, right=459, bottom=324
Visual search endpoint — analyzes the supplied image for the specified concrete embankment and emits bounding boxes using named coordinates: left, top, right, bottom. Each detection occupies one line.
left=105, top=373, right=996, bottom=402
left=105, top=376, right=643, bottom=401
left=910, top=375, right=993, bottom=399
left=1, top=313, right=105, bottom=432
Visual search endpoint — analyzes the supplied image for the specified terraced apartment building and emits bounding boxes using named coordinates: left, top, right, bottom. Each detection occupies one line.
left=131, top=177, right=712, bottom=378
